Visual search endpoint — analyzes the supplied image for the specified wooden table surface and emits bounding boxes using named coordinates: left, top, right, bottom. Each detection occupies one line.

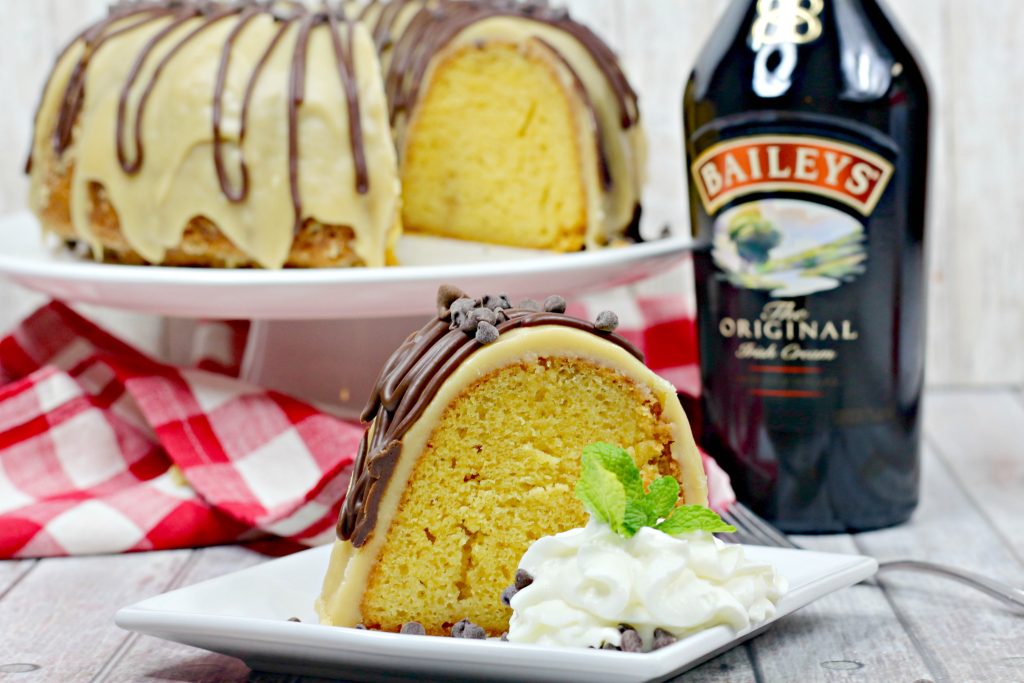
left=1, top=388, right=1021, bottom=683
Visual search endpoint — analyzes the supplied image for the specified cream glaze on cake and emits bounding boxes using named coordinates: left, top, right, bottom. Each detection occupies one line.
left=316, top=305, right=707, bottom=629
left=360, top=0, right=646, bottom=249
left=29, top=1, right=399, bottom=268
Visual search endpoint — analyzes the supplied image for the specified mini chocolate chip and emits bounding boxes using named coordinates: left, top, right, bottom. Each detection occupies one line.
left=595, top=310, right=619, bottom=332
left=355, top=623, right=367, bottom=630
left=437, top=284, right=468, bottom=318
left=601, top=642, right=621, bottom=651
left=471, top=307, right=497, bottom=326
left=459, top=313, right=481, bottom=334
left=543, top=295, right=567, bottom=313
left=518, top=298, right=542, bottom=312
left=620, top=628, right=643, bottom=653
left=400, top=622, right=426, bottom=635
left=451, top=618, right=487, bottom=639
left=514, top=569, right=534, bottom=590
left=494, top=308, right=508, bottom=324
left=475, top=321, right=499, bottom=344
left=483, top=293, right=511, bottom=310
left=500, top=585, right=517, bottom=607
left=501, top=632, right=509, bottom=642
left=449, top=297, right=477, bottom=325
left=287, top=617, right=301, bottom=622
left=652, top=628, right=677, bottom=650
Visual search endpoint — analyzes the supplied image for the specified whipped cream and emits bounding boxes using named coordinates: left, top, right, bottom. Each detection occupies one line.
left=506, top=519, right=787, bottom=650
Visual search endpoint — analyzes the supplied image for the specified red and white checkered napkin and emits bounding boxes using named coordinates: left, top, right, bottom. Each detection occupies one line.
left=0, top=295, right=733, bottom=559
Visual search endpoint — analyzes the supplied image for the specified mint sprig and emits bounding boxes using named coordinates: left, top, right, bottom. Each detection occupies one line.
left=574, top=442, right=736, bottom=538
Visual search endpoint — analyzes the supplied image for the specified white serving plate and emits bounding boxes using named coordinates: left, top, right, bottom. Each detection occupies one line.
left=0, top=211, right=693, bottom=320
left=115, top=544, right=877, bottom=683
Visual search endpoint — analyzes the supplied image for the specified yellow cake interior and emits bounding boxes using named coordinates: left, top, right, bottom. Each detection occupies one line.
left=358, top=355, right=684, bottom=636
left=400, top=41, right=587, bottom=251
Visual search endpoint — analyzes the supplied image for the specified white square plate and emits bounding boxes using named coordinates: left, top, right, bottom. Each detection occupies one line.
left=115, top=544, right=877, bottom=683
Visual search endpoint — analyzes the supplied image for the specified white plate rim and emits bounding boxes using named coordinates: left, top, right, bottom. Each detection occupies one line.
left=115, top=544, right=878, bottom=682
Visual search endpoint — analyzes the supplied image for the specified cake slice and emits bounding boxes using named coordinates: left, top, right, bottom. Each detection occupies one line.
left=316, top=286, right=708, bottom=636
left=373, top=0, right=646, bottom=251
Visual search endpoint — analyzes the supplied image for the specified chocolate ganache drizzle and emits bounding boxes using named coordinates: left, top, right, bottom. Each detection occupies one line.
left=337, top=286, right=642, bottom=548
left=34, top=0, right=370, bottom=235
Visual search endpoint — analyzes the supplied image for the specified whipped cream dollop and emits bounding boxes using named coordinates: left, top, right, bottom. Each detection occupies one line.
left=506, top=519, right=788, bottom=650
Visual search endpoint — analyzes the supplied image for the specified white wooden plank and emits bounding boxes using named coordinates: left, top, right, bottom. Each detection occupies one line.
left=749, top=535, right=934, bottom=682
left=0, top=550, right=192, bottom=682
left=0, top=560, right=36, bottom=599
left=97, top=546, right=265, bottom=683
left=924, top=389, right=1024, bottom=560
left=851, top=443, right=1024, bottom=682
left=940, top=0, right=1024, bottom=384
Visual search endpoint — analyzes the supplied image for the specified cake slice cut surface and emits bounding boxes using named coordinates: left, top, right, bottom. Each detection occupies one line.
left=317, top=288, right=708, bottom=636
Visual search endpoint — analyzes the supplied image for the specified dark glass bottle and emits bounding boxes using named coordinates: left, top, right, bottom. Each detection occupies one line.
left=683, top=0, right=929, bottom=532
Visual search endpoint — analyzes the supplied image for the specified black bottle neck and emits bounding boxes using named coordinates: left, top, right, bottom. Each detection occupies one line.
left=691, top=0, right=917, bottom=106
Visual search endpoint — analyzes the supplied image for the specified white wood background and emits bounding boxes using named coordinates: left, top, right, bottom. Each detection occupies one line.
left=0, top=0, right=1021, bottom=387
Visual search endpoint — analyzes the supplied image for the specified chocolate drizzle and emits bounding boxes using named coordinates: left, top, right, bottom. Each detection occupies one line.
left=34, top=0, right=371, bottom=233
left=336, top=289, right=643, bottom=548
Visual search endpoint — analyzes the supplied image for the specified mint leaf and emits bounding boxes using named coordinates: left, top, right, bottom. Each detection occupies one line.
left=645, top=476, right=680, bottom=521
left=582, top=442, right=644, bottom=501
left=655, top=505, right=737, bottom=536
left=575, top=450, right=627, bottom=533
left=623, top=499, right=651, bottom=536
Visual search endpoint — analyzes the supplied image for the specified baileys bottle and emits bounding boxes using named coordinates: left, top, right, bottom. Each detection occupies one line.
left=684, top=0, right=930, bottom=531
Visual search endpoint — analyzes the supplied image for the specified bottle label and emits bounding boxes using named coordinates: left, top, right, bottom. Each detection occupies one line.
left=690, top=125, right=899, bottom=426
left=691, top=135, right=894, bottom=216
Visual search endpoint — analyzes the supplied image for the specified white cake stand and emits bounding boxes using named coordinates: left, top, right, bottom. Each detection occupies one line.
left=0, top=211, right=693, bottom=417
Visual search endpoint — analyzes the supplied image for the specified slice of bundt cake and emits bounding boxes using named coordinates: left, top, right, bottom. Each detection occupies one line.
left=28, top=1, right=400, bottom=269
left=373, top=0, right=646, bottom=251
left=316, top=286, right=708, bottom=636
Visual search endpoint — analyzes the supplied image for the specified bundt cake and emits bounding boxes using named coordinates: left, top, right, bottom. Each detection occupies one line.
left=316, top=286, right=708, bottom=636
left=362, top=0, right=646, bottom=251
left=28, top=1, right=400, bottom=268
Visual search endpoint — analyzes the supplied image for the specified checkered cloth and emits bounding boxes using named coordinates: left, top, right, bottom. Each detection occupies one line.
left=0, top=294, right=733, bottom=559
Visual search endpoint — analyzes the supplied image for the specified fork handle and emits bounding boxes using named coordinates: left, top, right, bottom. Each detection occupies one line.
left=878, top=560, right=1024, bottom=611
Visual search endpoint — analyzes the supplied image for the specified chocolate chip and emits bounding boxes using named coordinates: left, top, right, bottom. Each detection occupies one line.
left=601, top=642, right=621, bottom=650
left=437, top=285, right=468, bottom=318
left=475, top=321, right=499, bottom=344
left=472, top=307, right=496, bottom=326
left=482, top=293, right=511, bottom=310
left=449, top=297, right=477, bottom=330
left=514, top=569, right=534, bottom=590
left=595, top=310, right=619, bottom=332
left=620, top=628, right=643, bottom=653
left=543, top=295, right=567, bottom=313
left=355, top=623, right=367, bottom=630
left=501, top=632, right=509, bottom=642
left=494, top=308, right=508, bottom=324
left=451, top=618, right=486, bottom=639
left=518, top=298, right=542, bottom=312
left=500, top=585, right=517, bottom=607
left=287, top=617, right=301, bottom=622
left=400, top=621, right=426, bottom=635
left=652, top=628, right=677, bottom=650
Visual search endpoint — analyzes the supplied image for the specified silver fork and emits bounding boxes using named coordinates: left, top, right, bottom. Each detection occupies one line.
left=720, top=502, right=1024, bottom=611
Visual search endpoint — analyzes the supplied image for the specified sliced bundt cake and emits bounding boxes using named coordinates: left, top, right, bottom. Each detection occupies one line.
left=316, top=286, right=708, bottom=636
left=369, top=0, right=646, bottom=251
